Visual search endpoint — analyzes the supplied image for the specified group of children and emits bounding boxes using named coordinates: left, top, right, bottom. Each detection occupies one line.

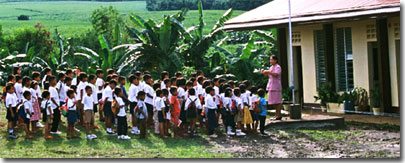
left=1, top=67, right=269, bottom=140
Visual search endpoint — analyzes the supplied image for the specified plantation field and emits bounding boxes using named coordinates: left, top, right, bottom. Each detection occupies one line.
left=0, top=1, right=243, bottom=36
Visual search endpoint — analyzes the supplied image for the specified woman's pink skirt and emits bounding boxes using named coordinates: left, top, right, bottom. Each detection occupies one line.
left=268, top=90, right=282, bottom=105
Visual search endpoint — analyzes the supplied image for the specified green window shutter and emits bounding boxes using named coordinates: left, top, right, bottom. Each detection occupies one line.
left=335, top=27, right=354, bottom=92
left=314, top=30, right=326, bottom=88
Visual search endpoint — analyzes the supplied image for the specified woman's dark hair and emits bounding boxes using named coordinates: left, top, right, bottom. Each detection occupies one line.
left=271, top=55, right=278, bottom=62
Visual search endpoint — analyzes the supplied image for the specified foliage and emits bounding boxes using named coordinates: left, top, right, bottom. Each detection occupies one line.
left=180, top=0, right=234, bottom=70
left=146, top=0, right=270, bottom=11
left=282, top=87, right=292, bottom=102
left=353, top=87, right=369, bottom=110
left=91, top=6, right=123, bottom=44
left=338, top=91, right=357, bottom=104
left=314, top=82, right=340, bottom=106
left=3, top=23, right=54, bottom=61
left=17, top=15, right=30, bottom=20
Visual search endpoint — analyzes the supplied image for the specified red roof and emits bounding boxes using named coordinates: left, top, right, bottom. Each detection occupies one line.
left=224, top=0, right=400, bottom=30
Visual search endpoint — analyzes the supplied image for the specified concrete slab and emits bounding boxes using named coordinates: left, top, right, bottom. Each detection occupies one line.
left=265, top=114, right=345, bottom=130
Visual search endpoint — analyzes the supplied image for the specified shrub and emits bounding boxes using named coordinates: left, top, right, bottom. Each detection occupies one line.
left=17, top=15, right=30, bottom=20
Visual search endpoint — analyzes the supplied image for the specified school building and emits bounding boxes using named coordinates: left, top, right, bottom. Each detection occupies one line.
left=223, top=0, right=400, bottom=113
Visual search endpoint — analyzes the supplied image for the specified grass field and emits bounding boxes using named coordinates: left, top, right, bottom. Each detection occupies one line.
left=0, top=1, right=244, bottom=36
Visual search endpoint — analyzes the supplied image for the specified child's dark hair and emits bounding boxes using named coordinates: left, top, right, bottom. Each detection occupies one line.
left=156, top=89, right=163, bottom=97
left=190, top=77, right=196, bottom=83
left=175, top=72, right=182, bottom=78
left=30, top=81, right=38, bottom=89
left=44, top=68, right=52, bottom=74
left=144, top=71, right=151, bottom=75
left=32, top=71, right=40, bottom=79
left=13, top=67, right=20, bottom=75
left=79, top=72, right=87, bottom=81
left=118, top=76, right=126, bottom=83
left=106, top=75, right=112, bottom=83
left=65, top=77, right=72, bottom=83
left=48, top=75, right=56, bottom=83
left=88, top=74, right=96, bottom=82
left=191, top=72, right=197, bottom=78
left=186, top=81, right=193, bottom=88
left=58, top=72, right=65, bottom=80
left=43, top=81, right=50, bottom=90
left=258, top=89, right=265, bottom=98
left=219, top=78, right=226, bottom=84
left=242, top=80, right=251, bottom=88
left=239, top=84, right=246, bottom=93
left=23, top=90, right=31, bottom=98
left=162, top=89, right=169, bottom=96
left=15, top=75, right=22, bottom=81
left=177, top=78, right=186, bottom=87
left=22, top=76, right=31, bottom=86
left=196, top=70, right=203, bottom=76
left=66, top=69, right=73, bottom=76
left=225, top=88, right=232, bottom=97
left=250, top=86, right=258, bottom=95
left=67, top=89, right=75, bottom=98
left=170, top=77, right=177, bottom=85
left=233, top=88, right=241, bottom=96
left=6, top=84, right=13, bottom=92
left=213, top=78, right=219, bottom=83
left=135, top=71, right=141, bottom=77
left=169, top=86, right=177, bottom=94
left=143, top=74, right=151, bottom=82
left=153, top=82, right=160, bottom=91
left=111, top=74, right=118, bottom=80
left=205, top=86, right=213, bottom=94
left=137, top=90, right=146, bottom=97
left=85, top=85, right=92, bottom=91
left=109, top=80, right=117, bottom=86
left=128, top=75, right=138, bottom=83
left=70, top=85, right=77, bottom=92
left=202, top=80, right=211, bottom=89
left=96, top=69, right=103, bottom=76
left=114, top=87, right=122, bottom=96
left=107, top=69, right=115, bottom=75
left=197, top=76, right=204, bottom=84
left=41, top=90, right=50, bottom=99
left=161, top=71, right=169, bottom=81
left=163, top=79, right=170, bottom=85
left=7, top=74, right=15, bottom=82
left=188, top=88, right=196, bottom=96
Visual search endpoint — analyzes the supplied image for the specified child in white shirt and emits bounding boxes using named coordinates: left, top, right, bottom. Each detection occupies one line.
left=82, top=86, right=97, bottom=140
left=115, top=88, right=131, bottom=140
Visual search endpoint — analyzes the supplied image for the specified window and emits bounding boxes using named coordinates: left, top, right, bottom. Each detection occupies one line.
left=314, top=30, right=326, bottom=88
left=335, top=27, right=354, bottom=91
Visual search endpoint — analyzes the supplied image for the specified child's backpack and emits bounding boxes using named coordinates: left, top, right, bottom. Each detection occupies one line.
left=253, top=100, right=260, bottom=114
left=111, top=99, right=119, bottom=115
left=17, top=101, right=28, bottom=121
left=231, top=99, right=237, bottom=113
left=60, top=98, right=68, bottom=117
left=41, top=100, right=49, bottom=122
left=186, top=98, right=198, bottom=118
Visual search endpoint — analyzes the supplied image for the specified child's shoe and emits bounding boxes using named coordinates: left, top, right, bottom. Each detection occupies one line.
left=86, top=135, right=93, bottom=140
left=9, top=133, right=18, bottom=139
left=91, top=134, right=97, bottom=139
left=236, top=130, right=246, bottom=136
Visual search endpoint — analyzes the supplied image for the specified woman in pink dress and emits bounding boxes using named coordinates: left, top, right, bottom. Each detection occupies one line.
left=261, top=55, right=282, bottom=120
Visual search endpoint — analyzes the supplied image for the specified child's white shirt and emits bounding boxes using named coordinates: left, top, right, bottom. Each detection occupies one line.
left=185, top=95, right=202, bottom=110
left=116, top=97, right=126, bottom=117
left=128, top=84, right=139, bottom=103
left=67, top=98, right=76, bottom=111
left=23, top=98, right=32, bottom=119
left=41, top=99, right=53, bottom=115
left=223, top=97, right=232, bottom=111
left=56, top=80, right=66, bottom=102
left=102, top=86, right=113, bottom=102
left=89, top=83, right=98, bottom=103
left=204, top=94, right=217, bottom=109
left=49, top=86, right=59, bottom=109
left=154, top=97, right=165, bottom=111
left=137, top=100, right=148, bottom=119
left=96, top=78, right=104, bottom=94
left=82, top=94, right=94, bottom=111
left=144, top=84, right=154, bottom=105
left=250, top=94, right=258, bottom=110
left=14, top=83, right=23, bottom=102
left=6, top=93, right=17, bottom=108
left=214, top=86, right=220, bottom=105
left=76, top=81, right=87, bottom=100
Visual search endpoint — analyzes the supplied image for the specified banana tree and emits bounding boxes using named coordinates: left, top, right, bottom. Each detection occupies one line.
left=123, top=8, right=189, bottom=74
left=179, top=0, right=233, bottom=70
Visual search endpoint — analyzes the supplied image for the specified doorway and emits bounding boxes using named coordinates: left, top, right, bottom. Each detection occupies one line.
left=368, top=42, right=379, bottom=108
left=293, top=46, right=304, bottom=104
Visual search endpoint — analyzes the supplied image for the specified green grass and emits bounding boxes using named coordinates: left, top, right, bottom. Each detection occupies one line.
left=0, top=1, right=243, bottom=37
left=298, top=130, right=345, bottom=141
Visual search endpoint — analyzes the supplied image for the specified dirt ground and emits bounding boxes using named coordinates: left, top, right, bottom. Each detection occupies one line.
left=205, top=121, right=400, bottom=158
